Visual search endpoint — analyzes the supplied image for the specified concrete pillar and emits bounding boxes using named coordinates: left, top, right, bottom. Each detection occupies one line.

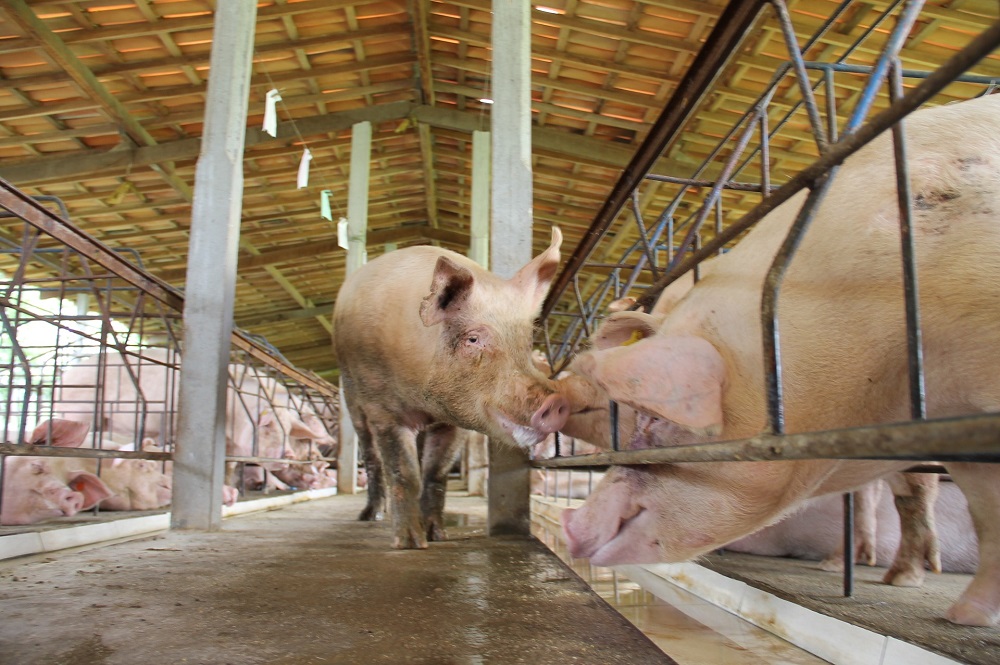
left=466, top=129, right=491, bottom=496
left=469, top=130, right=490, bottom=266
left=337, top=121, right=372, bottom=493
left=172, top=0, right=257, bottom=530
left=488, top=0, right=533, bottom=537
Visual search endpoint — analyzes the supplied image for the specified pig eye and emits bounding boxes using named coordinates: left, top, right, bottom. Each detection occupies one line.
left=467, top=334, right=479, bottom=345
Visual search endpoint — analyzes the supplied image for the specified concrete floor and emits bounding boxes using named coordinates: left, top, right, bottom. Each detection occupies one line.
left=0, top=494, right=673, bottom=665
left=700, top=550, right=1000, bottom=665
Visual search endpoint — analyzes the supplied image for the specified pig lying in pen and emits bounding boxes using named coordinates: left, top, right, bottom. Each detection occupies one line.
left=52, top=348, right=332, bottom=502
left=561, top=94, right=1000, bottom=626
left=1, top=419, right=171, bottom=525
left=725, top=476, right=976, bottom=576
left=333, top=228, right=570, bottom=549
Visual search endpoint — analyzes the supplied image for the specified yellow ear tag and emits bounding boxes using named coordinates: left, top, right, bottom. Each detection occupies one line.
left=622, top=330, right=645, bottom=346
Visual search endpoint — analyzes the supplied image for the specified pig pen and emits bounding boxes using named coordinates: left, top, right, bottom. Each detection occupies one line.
left=0, top=188, right=686, bottom=663
left=530, top=3, right=1000, bottom=665
left=0, top=189, right=343, bottom=530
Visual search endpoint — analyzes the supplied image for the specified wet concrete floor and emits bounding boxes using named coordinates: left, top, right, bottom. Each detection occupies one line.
left=0, top=494, right=673, bottom=665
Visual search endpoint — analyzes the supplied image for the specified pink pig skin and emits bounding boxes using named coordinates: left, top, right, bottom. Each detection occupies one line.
left=564, top=95, right=1000, bottom=626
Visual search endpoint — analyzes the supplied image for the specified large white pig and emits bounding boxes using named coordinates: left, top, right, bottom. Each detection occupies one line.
left=562, top=95, right=1000, bottom=626
left=1, top=420, right=113, bottom=525
left=726, top=477, right=976, bottom=575
left=333, top=228, right=570, bottom=549
left=53, top=350, right=327, bottom=499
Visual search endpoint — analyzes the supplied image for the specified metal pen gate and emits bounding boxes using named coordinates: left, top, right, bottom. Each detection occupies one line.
left=529, top=0, right=1000, bottom=599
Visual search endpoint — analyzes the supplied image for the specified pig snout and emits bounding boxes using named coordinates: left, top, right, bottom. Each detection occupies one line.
left=46, top=486, right=84, bottom=517
left=531, top=393, right=570, bottom=434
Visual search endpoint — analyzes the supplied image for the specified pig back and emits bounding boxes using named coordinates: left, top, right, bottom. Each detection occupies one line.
left=659, top=94, right=1000, bottom=435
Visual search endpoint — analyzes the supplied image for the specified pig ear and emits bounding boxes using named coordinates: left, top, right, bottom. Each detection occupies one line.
left=28, top=419, right=91, bottom=447
left=510, top=226, right=562, bottom=313
left=580, top=335, right=725, bottom=435
left=606, top=297, right=637, bottom=313
left=66, top=471, right=114, bottom=509
left=419, top=256, right=475, bottom=326
left=592, top=312, right=661, bottom=350
left=288, top=416, right=323, bottom=440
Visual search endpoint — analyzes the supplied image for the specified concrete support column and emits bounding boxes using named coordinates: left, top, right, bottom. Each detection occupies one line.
left=337, top=120, right=372, bottom=493
left=172, top=0, right=257, bottom=530
left=467, top=129, right=491, bottom=496
left=488, top=0, right=533, bottom=537
left=469, top=130, right=491, bottom=266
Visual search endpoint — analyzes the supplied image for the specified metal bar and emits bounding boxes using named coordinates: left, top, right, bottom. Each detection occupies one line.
left=770, top=0, right=827, bottom=148
left=843, top=492, right=854, bottom=597
left=845, top=0, right=927, bottom=133
left=633, top=19, right=1000, bottom=311
left=889, top=60, right=927, bottom=421
left=666, top=101, right=771, bottom=274
left=0, top=442, right=171, bottom=461
left=542, top=0, right=768, bottom=320
left=803, top=61, right=1000, bottom=84
left=762, top=174, right=836, bottom=434
left=644, top=173, right=778, bottom=193
left=532, top=412, right=1000, bottom=467
left=630, top=190, right=660, bottom=281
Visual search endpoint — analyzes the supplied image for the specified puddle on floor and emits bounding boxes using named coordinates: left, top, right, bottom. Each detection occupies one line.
left=531, top=500, right=830, bottom=665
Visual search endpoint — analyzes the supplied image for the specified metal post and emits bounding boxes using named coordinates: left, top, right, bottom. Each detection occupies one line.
left=172, top=0, right=257, bottom=530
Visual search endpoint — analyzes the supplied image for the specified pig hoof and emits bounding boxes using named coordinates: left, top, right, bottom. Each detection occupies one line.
left=427, top=523, right=447, bottom=542
left=358, top=506, right=384, bottom=522
left=392, top=533, right=429, bottom=550
left=818, top=555, right=844, bottom=572
left=883, top=566, right=925, bottom=587
left=945, top=600, right=998, bottom=627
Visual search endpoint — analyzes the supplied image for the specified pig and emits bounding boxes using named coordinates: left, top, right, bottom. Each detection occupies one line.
left=333, top=227, right=570, bottom=548
left=560, top=287, right=943, bottom=582
left=1, top=419, right=113, bottom=525
left=53, top=349, right=327, bottom=502
left=725, top=477, right=976, bottom=575
left=561, top=95, right=1000, bottom=626
left=91, top=438, right=174, bottom=512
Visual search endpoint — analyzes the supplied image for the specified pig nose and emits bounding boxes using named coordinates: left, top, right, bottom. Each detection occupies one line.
left=531, top=393, right=570, bottom=434
left=61, top=491, right=84, bottom=516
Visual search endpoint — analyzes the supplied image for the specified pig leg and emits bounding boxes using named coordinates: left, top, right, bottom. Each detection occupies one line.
left=819, top=482, right=882, bottom=571
left=941, top=463, right=1000, bottom=626
left=357, top=422, right=386, bottom=522
left=419, top=424, right=464, bottom=542
left=882, top=472, right=941, bottom=587
left=373, top=423, right=426, bottom=549
left=345, top=397, right=385, bottom=522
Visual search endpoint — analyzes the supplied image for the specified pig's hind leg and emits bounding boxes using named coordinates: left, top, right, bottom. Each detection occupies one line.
left=357, top=424, right=386, bottom=522
left=346, top=398, right=385, bottom=522
left=419, top=424, right=464, bottom=542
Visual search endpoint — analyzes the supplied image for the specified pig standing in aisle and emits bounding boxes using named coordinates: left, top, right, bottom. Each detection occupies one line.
left=561, top=95, right=1000, bottom=626
left=333, top=228, right=570, bottom=549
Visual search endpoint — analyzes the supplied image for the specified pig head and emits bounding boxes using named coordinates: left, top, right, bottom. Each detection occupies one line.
left=1, top=420, right=113, bottom=525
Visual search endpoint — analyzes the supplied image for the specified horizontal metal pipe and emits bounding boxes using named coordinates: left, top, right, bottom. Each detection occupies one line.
left=531, top=413, right=1000, bottom=468
left=0, top=442, right=172, bottom=461
left=634, top=19, right=1000, bottom=311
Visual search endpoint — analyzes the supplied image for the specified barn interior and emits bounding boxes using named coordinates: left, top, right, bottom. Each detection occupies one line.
left=1, top=0, right=999, bottom=664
